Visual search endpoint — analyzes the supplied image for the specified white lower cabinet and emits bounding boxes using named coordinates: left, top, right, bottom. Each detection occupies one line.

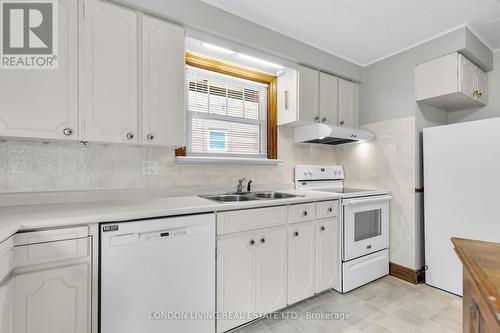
left=255, top=229, right=287, bottom=314
left=216, top=201, right=340, bottom=332
left=287, top=222, right=315, bottom=305
left=217, top=233, right=254, bottom=333
left=315, top=219, right=338, bottom=293
left=0, top=227, right=93, bottom=333
left=217, top=227, right=286, bottom=333
left=14, top=264, right=89, bottom=333
left=0, top=278, right=14, bottom=333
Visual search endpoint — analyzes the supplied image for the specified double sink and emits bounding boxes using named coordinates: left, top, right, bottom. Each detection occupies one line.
left=201, top=191, right=302, bottom=203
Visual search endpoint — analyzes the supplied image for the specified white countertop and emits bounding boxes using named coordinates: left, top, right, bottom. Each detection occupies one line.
left=0, top=189, right=341, bottom=243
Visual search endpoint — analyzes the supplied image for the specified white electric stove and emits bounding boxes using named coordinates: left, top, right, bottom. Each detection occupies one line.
left=295, top=165, right=392, bottom=292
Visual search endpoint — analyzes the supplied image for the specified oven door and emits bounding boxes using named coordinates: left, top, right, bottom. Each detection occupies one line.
left=343, top=195, right=391, bottom=261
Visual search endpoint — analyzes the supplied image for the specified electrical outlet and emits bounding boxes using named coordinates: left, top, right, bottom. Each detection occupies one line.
left=142, top=160, right=159, bottom=175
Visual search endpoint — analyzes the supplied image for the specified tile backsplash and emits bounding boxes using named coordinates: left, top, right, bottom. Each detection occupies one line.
left=337, top=116, right=416, bottom=269
left=0, top=126, right=339, bottom=193
left=0, top=141, right=152, bottom=192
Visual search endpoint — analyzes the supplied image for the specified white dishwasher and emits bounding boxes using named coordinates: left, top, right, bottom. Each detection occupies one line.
left=100, top=213, right=216, bottom=333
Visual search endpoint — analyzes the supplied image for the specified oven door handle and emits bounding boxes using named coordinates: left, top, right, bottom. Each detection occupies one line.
left=343, top=195, right=393, bottom=206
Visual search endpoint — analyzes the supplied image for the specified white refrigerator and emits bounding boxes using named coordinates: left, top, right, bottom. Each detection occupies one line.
left=423, top=117, right=500, bottom=296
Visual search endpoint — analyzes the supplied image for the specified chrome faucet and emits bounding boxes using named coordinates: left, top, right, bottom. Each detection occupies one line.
left=247, top=180, right=253, bottom=192
left=236, top=178, right=246, bottom=193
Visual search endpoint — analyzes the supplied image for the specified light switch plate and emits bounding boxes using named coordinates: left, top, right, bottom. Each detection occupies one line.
left=142, top=160, right=159, bottom=175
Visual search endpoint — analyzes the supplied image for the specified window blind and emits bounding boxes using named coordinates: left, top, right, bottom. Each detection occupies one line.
left=186, top=65, right=269, bottom=158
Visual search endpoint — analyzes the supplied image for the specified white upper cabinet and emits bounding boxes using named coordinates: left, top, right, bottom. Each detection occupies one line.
left=141, top=15, right=185, bottom=147
left=81, top=0, right=138, bottom=143
left=337, top=78, right=358, bottom=128
left=0, top=0, right=78, bottom=141
left=297, top=66, right=319, bottom=123
left=277, top=69, right=298, bottom=126
left=319, top=73, right=338, bottom=126
left=278, top=66, right=358, bottom=128
left=415, top=52, right=488, bottom=111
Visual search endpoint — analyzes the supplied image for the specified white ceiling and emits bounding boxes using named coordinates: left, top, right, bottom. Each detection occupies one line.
left=200, top=0, right=500, bottom=66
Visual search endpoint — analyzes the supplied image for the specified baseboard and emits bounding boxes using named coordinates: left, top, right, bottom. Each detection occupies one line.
left=389, top=262, right=426, bottom=285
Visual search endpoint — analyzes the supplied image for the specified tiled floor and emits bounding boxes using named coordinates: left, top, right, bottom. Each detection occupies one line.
left=231, top=276, right=462, bottom=333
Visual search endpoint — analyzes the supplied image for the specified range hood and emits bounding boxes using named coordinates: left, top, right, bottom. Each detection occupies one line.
left=294, top=123, right=374, bottom=145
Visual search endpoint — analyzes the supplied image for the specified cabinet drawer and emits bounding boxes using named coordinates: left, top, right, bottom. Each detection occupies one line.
left=0, top=237, right=14, bottom=281
left=14, top=237, right=89, bottom=267
left=288, top=203, right=315, bottom=224
left=316, top=200, right=339, bottom=219
left=217, top=206, right=287, bottom=235
left=13, top=226, right=88, bottom=246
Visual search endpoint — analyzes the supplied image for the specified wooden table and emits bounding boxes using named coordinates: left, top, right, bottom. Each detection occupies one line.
left=452, top=238, right=500, bottom=333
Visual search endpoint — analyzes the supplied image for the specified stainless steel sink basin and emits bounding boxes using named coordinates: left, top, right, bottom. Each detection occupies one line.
left=251, top=192, right=299, bottom=199
left=200, top=191, right=302, bottom=203
left=200, top=194, right=261, bottom=203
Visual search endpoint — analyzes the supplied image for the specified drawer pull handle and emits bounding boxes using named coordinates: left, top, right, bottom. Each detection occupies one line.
left=302, top=210, right=308, bottom=217
left=294, top=231, right=299, bottom=237
left=63, top=128, right=73, bottom=136
left=249, top=239, right=255, bottom=246
left=328, top=207, right=333, bottom=213
left=366, top=245, right=372, bottom=249
left=126, top=132, right=135, bottom=140
left=260, top=238, right=265, bottom=244
left=320, top=226, right=325, bottom=232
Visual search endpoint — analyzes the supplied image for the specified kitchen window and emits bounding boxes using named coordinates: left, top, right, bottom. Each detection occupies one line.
left=176, top=53, right=278, bottom=161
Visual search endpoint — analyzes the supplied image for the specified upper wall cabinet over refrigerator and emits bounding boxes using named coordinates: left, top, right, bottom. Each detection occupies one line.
left=0, top=0, right=78, bottom=141
left=141, top=15, right=185, bottom=147
left=81, top=0, right=138, bottom=144
left=415, top=52, right=488, bottom=111
left=278, top=66, right=358, bottom=128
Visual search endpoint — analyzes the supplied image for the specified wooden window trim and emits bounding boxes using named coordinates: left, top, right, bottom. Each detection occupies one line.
left=176, top=52, right=278, bottom=160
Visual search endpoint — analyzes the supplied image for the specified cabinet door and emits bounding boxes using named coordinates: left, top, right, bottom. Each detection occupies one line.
left=141, top=15, right=185, bottom=146
left=297, top=66, right=319, bottom=123
left=337, top=79, right=358, bottom=128
left=277, top=69, right=298, bottom=125
left=319, top=73, right=338, bottom=125
left=475, top=67, right=488, bottom=105
left=217, top=235, right=254, bottom=333
left=255, top=228, right=287, bottom=314
left=458, top=54, right=476, bottom=99
left=0, top=278, right=14, bottom=333
left=14, top=264, right=89, bottom=333
left=288, top=223, right=315, bottom=304
left=0, top=0, right=78, bottom=141
left=315, top=219, right=338, bottom=293
left=81, top=0, right=138, bottom=143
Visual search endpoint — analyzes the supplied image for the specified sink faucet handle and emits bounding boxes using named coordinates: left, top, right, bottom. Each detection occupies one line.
left=247, top=180, right=253, bottom=192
